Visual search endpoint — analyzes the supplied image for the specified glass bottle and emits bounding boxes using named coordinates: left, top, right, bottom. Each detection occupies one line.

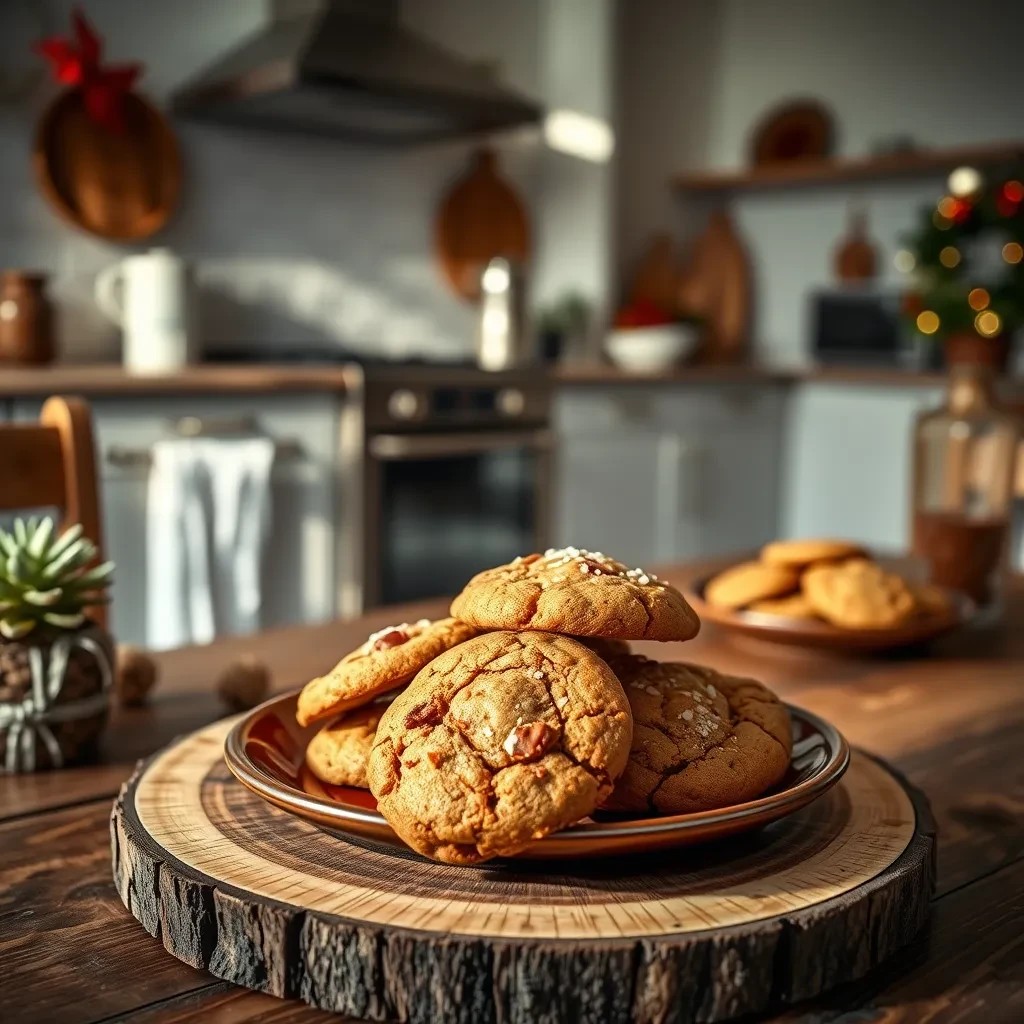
left=911, top=335, right=1019, bottom=608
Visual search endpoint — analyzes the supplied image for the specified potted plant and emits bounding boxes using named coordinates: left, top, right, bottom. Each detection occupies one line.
left=0, top=518, right=115, bottom=772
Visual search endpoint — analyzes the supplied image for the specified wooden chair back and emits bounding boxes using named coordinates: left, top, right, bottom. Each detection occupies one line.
left=0, top=396, right=106, bottom=628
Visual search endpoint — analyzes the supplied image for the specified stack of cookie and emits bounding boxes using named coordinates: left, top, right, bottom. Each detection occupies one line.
left=297, top=547, right=793, bottom=864
left=705, top=538, right=949, bottom=629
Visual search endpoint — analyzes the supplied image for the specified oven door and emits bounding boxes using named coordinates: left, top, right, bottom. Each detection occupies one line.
left=362, top=429, right=553, bottom=608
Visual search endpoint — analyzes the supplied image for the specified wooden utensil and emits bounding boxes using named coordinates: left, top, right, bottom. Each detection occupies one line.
left=115, top=710, right=933, bottom=1023
left=677, top=209, right=752, bottom=361
left=627, top=232, right=678, bottom=311
left=751, top=99, right=833, bottom=166
left=33, top=90, right=181, bottom=241
left=435, top=148, right=529, bottom=301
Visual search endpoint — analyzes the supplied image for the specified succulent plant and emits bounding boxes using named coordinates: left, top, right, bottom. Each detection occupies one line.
left=0, top=518, right=113, bottom=640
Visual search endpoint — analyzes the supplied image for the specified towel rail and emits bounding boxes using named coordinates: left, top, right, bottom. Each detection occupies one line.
left=105, top=415, right=304, bottom=468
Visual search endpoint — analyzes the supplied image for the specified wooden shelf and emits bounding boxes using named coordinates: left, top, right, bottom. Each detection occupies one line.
left=672, top=139, right=1024, bottom=194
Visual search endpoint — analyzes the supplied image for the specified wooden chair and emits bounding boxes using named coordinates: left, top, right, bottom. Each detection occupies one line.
left=0, top=396, right=106, bottom=628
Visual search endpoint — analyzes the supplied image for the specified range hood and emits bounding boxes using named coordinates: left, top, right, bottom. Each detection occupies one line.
left=171, top=0, right=542, bottom=144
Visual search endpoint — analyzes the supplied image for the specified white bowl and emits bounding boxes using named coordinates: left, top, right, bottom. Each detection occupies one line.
left=604, top=324, right=698, bottom=372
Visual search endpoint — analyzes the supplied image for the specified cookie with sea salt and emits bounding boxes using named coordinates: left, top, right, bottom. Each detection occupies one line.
left=296, top=617, right=479, bottom=727
left=704, top=560, right=799, bottom=610
left=450, top=548, right=699, bottom=642
left=602, top=656, right=792, bottom=815
left=760, top=538, right=866, bottom=570
left=367, top=630, right=632, bottom=864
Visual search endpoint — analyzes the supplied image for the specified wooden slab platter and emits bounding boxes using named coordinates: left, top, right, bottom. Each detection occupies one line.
left=111, top=716, right=936, bottom=1023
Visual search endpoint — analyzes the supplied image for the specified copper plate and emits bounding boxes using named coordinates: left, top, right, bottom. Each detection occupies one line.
left=224, top=690, right=849, bottom=860
left=687, top=570, right=973, bottom=652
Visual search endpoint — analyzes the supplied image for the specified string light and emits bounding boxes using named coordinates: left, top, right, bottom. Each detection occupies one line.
left=975, top=311, right=1002, bottom=337
left=916, top=310, right=940, bottom=335
left=1003, top=181, right=1024, bottom=203
left=932, top=211, right=951, bottom=230
left=1003, top=242, right=1023, bottom=264
left=948, top=166, right=982, bottom=197
left=893, top=250, right=916, bottom=273
left=937, top=197, right=957, bottom=219
left=939, top=246, right=961, bottom=268
left=968, top=288, right=990, bottom=311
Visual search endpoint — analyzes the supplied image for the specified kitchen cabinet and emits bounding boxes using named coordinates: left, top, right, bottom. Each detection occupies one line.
left=554, top=385, right=785, bottom=566
left=781, top=383, right=943, bottom=549
left=12, top=395, right=340, bottom=646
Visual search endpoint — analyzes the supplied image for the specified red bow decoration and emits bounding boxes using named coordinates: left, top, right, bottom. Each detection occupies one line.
left=35, top=8, right=143, bottom=133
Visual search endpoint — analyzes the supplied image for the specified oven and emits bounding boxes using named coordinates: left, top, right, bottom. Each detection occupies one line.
left=337, top=367, right=552, bottom=613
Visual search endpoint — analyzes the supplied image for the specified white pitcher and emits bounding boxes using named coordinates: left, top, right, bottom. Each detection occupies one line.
left=95, top=249, right=195, bottom=373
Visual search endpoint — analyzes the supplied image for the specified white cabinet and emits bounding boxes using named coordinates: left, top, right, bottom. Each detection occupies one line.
left=781, top=384, right=943, bottom=549
left=555, top=384, right=786, bottom=565
left=12, top=395, right=340, bottom=646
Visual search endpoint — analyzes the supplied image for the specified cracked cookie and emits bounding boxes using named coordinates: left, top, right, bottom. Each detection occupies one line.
left=761, top=538, right=865, bottom=570
left=296, top=617, right=479, bottom=726
left=601, top=656, right=792, bottom=815
left=305, top=702, right=390, bottom=789
left=802, top=559, right=916, bottom=629
left=704, top=560, right=799, bottom=610
left=366, top=630, right=633, bottom=863
left=450, top=547, right=699, bottom=642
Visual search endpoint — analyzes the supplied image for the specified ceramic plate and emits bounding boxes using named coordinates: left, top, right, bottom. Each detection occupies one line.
left=224, top=690, right=849, bottom=860
left=686, top=570, right=973, bottom=652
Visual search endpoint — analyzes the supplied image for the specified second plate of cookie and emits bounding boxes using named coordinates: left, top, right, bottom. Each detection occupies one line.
left=224, top=690, right=849, bottom=860
left=687, top=543, right=974, bottom=652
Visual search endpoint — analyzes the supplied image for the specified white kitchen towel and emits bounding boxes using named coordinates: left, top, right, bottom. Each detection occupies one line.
left=146, top=436, right=275, bottom=649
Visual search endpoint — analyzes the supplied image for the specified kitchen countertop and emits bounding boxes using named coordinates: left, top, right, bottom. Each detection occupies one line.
left=2, top=560, right=1022, bottom=1022
left=0, top=361, right=959, bottom=398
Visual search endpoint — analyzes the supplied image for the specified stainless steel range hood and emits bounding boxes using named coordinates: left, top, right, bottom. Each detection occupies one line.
left=171, top=0, right=542, bottom=144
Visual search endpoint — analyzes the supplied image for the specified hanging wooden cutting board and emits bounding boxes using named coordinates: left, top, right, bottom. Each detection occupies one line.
left=435, top=148, right=530, bottom=301
left=678, top=210, right=752, bottom=362
left=33, top=90, right=181, bottom=241
left=627, top=232, right=679, bottom=311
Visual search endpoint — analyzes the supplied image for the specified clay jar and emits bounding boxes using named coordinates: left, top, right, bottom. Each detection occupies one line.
left=0, top=271, right=56, bottom=365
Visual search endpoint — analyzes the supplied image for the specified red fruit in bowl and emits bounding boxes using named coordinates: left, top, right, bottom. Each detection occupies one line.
left=614, top=299, right=675, bottom=329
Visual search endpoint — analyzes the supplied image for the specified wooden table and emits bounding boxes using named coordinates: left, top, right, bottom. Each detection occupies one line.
left=3, top=571, right=1023, bottom=1024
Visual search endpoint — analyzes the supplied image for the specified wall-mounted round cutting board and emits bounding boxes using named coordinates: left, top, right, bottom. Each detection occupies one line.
left=111, top=717, right=935, bottom=1024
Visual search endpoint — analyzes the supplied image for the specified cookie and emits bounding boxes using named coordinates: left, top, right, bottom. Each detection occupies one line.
left=908, top=582, right=953, bottom=619
left=367, top=631, right=632, bottom=864
left=296, top=617, right=479, bottom=727
left=574, top=636, right=632, bottom=660
left=761, top=538, right=866, bottom=569
left=802, top=560, right=916, bottom=629
left=747, top=592, right=819, bottom=620
left=450, top=548, right=699, bottom=642
left=305, top=702, right=389, bottom=788
left=704, top=561, right=799, bottom=610
left=602, top=656, right=792, bottom=815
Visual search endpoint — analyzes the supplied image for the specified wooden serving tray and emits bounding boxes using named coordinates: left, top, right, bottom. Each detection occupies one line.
left=111, top=717, right=935, bottom=1023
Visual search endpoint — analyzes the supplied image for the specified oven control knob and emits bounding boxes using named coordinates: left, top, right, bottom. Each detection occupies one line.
left=496, top=388, right=525, bottom=417
left=388, top=389, right=421, bottom=421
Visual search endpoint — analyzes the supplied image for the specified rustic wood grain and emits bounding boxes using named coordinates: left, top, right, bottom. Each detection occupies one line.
left=2, top=568, right=1024, bottom=1021
left=110, top=729, right=935, bottom=1024
left=0, top=801, right=213, bottom=1024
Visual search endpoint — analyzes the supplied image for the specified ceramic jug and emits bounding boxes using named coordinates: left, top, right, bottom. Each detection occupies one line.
left=95, top=249, right=194, bottom=373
